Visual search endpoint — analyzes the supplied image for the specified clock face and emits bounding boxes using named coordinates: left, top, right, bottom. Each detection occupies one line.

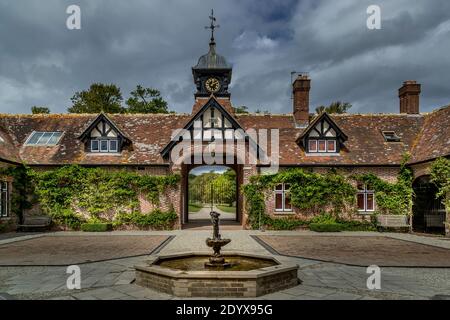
left=205, top=77, right=221, bottom=93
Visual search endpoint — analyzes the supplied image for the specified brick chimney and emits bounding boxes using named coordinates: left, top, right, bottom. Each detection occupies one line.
left=399, top=80, right=421, bottom=114
left=293, top=74, right=311, bottom=126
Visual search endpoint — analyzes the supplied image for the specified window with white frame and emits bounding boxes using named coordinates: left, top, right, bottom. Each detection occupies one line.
left=0, top=181, right=9, bottom=218
left=306, top=119, right=338, bottom=153
left=275, top=183, right=292, bottom=212
left=357, top=183, right=375, bottom=212
left=90, top=139, right=119, bottom=153
left=88, top=119, right=120, bottom=153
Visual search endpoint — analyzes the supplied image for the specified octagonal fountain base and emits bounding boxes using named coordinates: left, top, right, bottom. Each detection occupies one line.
left=135, top=252, right=300, bottom=297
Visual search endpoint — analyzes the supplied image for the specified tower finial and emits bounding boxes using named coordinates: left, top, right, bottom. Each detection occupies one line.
left=205, top=9, right=220, bottom=45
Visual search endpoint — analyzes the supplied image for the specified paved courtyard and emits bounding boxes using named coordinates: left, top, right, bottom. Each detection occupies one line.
left=0, top=234, right=169, bottom=266
left=255, top=235, right=450, bottom=267
left=0, top=230, right=449, bottom=300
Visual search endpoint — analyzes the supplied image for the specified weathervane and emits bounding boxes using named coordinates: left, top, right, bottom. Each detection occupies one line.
left=205, top=9, right=220, bottom=44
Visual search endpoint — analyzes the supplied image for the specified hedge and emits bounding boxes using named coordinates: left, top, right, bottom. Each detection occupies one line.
left=81, top=223, right=112, bottom=232
left=309, top=223, right=343, bottom=232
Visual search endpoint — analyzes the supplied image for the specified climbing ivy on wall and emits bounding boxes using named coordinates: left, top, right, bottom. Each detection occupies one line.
left=30, top=165, right=179, bottom=216
left=242, top=168, right=356, bottom=229
left=1, top=165, right=180, bottom=229
left=430, top=157, right=450, bottom=213
left=243, top=160, right=414, bottom=230
left=353, top=157, right=413, bottom=216
left=0, top=164, right=34, bottom=224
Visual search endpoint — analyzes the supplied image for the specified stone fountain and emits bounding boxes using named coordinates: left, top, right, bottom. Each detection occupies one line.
left=134, top=205, right=300, bottom=297
left=205, top=211, right=231, bottom=268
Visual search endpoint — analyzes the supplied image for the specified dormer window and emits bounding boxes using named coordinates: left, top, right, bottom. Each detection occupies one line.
left=78, top=114, right=130, bottom=154
left=306, top=120, right=337, bottom=153
left=297, top=113, right=348, bottom=155
left=88, top=121, right=120, bottom=153
left=382, top=131, right=401, bottom=142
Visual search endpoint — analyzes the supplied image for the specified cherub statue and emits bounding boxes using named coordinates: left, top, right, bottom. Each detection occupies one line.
left=210, top=211, right=221, bottom=240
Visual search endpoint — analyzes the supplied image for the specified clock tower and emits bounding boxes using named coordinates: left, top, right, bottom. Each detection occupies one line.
left=192, top=10, right=232, bottom=99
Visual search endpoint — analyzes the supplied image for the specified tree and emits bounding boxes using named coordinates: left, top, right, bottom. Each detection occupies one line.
left=316, top=101, right=352, bottom=114
left=31, top=106, right=50, bottom=114
left=234, top=105, right=249, bottom=114
left=68, top=83, right=124, bottom=113
left=125, top=85, right=169, bottom=114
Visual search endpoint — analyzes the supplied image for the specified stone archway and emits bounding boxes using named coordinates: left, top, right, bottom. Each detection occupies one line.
left=412, top=175, right=446, bottom=234
left=181, top=162, right=243, bottom=228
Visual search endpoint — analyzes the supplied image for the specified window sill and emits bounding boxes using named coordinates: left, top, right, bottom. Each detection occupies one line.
left=305, top=153, right=340, bottom=157
left=86, top=152, right=121, bottom=156
left=274, top=211, right=295, bottom=215
left=357, top=211, right=375, bottom=215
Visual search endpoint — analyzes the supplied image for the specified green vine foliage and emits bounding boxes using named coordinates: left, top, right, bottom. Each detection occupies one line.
left=30, top=165, right=179, bottom=215
left=430, top=157, right=450, bottom=212
left=2, top=165, right=179, bottom=229
left=243, top=164, right=414, bottom=229
left=353, top=159, right=413, bottom=216
left=243, top=168, right=356, bottom=229
left=0, top=164, right=34, bottom=224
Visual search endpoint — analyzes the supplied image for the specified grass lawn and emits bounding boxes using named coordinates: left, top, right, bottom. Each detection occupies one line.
left=188, top=203, right=203, bottom=213
left=216, top=205, right=236, bottom=213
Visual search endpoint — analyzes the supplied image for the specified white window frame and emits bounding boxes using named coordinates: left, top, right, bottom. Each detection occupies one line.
left=100, top=140, right=109, bottom=152
left=91, top=140, right=99, bottom=152
left=327, top=140, right=336, bottom=152
left=274, top=183, right=292, bottom=213
left=307, top=138, right=338, bottom=154
left=109, top=140, right=118, bottom=152
left=357, top=184, right=375, bottom=213
left=90, top=139, right=119, bottom=153
left=318, top=139, right=327, bottom=152
left=0, top=181, right=9, bottom=218
left=309, top=139, right=318, bottom=152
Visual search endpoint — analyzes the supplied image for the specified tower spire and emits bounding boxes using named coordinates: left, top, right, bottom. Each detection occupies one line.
left=205, top=9, right=220, bottom=46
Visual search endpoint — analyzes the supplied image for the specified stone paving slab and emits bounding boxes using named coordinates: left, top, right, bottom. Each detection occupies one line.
left=0, top=235, right=169, bottom=266
left=1, top=231, right=450, bottom=300
left=256, top=235, right=450, bottom=267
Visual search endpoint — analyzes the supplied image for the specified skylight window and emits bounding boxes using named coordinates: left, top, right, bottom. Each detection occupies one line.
left=25, top=132, right=63, bottom=146
left=382, top=131, right=401, bottom=142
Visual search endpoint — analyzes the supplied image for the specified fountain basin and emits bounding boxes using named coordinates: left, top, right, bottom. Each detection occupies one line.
left=135, top=252, right=300, bottom=297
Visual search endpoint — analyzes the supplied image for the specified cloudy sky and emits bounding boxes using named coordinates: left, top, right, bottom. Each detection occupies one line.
left=1, top=0, right=449, bottom=114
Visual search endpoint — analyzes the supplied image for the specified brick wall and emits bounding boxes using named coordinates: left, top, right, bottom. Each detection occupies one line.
left=0, top=164, right=15, bottom=228
left=410, top=161, right=432, bottom=179
left=257, top=166, right=400, bottom=222
left=22, top=165, right=182, bottom=229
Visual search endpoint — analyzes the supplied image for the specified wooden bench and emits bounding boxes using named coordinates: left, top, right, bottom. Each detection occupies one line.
left=377, top=215, right=410, bottom=229
left=17, top=216, right=52, bottom=232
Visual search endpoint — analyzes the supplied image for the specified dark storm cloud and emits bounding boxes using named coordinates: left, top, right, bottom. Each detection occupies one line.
left=0, top=0, right=449, bottom=114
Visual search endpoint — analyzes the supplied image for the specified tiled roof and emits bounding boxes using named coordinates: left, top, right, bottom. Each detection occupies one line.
left=0, top=113, right=190, bottom=165
left=0, top=125, right=21, bottom=163
left=409, top=105, right=450, bottom=164
left=0, top=103, right=448, bottom=167
left=237, top=113, right=425, bottom=165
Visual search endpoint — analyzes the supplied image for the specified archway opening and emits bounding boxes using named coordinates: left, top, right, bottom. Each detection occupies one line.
left=187, top=165, right=237, bottom=223
left=412, top=175, right=446, bottom=234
